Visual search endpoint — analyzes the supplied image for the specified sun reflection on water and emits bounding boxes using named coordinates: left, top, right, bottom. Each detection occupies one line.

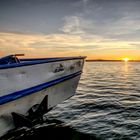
left=124, top=61, right=128, bottom=73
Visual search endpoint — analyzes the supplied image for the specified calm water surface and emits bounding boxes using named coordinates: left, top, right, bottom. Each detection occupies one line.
left=47, top=62, right=140, bottom=140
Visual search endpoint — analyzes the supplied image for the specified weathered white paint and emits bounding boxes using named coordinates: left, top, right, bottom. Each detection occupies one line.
left=0, top=58, right=85, bottom=137
left=0, top=59, right=83, bottom=96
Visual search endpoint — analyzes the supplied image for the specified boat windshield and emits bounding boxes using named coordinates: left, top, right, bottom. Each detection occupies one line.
left=0, top=55, right=20, bottom=65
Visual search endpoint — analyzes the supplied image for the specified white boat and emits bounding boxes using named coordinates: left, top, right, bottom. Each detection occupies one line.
left=0, top=54, right=86, bottom=137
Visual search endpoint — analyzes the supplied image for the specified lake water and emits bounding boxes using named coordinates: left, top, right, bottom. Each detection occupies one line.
left=46, top=61, right=140, bottom=140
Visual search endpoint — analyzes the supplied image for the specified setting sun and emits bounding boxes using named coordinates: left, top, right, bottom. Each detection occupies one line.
left=122, top=57, right=130, bottom=62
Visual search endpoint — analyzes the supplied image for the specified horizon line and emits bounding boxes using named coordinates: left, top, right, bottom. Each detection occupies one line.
left=86, top=59, right=140, bottom=62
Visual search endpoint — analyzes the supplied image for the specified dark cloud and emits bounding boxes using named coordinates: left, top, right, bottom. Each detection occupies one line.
left=0, top=0, right=82, bottom=34
left=0, top=0, right=140, bottom=41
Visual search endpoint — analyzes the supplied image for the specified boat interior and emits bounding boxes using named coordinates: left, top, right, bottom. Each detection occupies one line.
left=0, top=54, right=56, bottom=65
left=0, top=54, right=86, bottom=70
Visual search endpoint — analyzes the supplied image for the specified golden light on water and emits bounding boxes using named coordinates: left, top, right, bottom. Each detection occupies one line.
left=122, top=57, right=130, bottom=62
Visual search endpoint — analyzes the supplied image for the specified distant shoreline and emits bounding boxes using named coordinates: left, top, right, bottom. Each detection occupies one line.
left=86, top=60, right=140, bottom=62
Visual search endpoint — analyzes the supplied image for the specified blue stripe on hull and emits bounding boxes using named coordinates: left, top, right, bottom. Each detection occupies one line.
left=0, top=71, right=82, bottom=105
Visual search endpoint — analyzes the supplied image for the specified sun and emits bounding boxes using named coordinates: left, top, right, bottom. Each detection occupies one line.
left=122, top=57, right=130, bottom=62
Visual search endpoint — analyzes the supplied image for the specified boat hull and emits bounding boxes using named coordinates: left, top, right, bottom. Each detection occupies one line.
left=0, top=57, right=85, bottom=137
left=0, top=74, right=81, bottom=137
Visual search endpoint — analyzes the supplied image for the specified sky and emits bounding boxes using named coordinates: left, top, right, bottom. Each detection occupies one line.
left=0, top=0, right=140, bottom=60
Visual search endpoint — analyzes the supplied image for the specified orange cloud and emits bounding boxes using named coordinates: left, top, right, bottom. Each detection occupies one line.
left=0, top=32, right=140, bottom=60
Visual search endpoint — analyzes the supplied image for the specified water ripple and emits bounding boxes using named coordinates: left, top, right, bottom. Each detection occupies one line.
left=47, top=62, right=140, bottom=140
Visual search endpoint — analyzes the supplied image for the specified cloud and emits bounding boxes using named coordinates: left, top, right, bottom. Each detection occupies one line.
left=0, top=30, right=140, bottom=60
left=0, top=0, right=140, bottom=59
left=60, top=16, right=85, bottom=34
left=60, top=0, right=140, bottom=42
left=0, top=32, right=95, bottom=57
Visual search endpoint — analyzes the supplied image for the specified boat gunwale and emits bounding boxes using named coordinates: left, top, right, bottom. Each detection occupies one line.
left=0, top=56, right=86, bottom=69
